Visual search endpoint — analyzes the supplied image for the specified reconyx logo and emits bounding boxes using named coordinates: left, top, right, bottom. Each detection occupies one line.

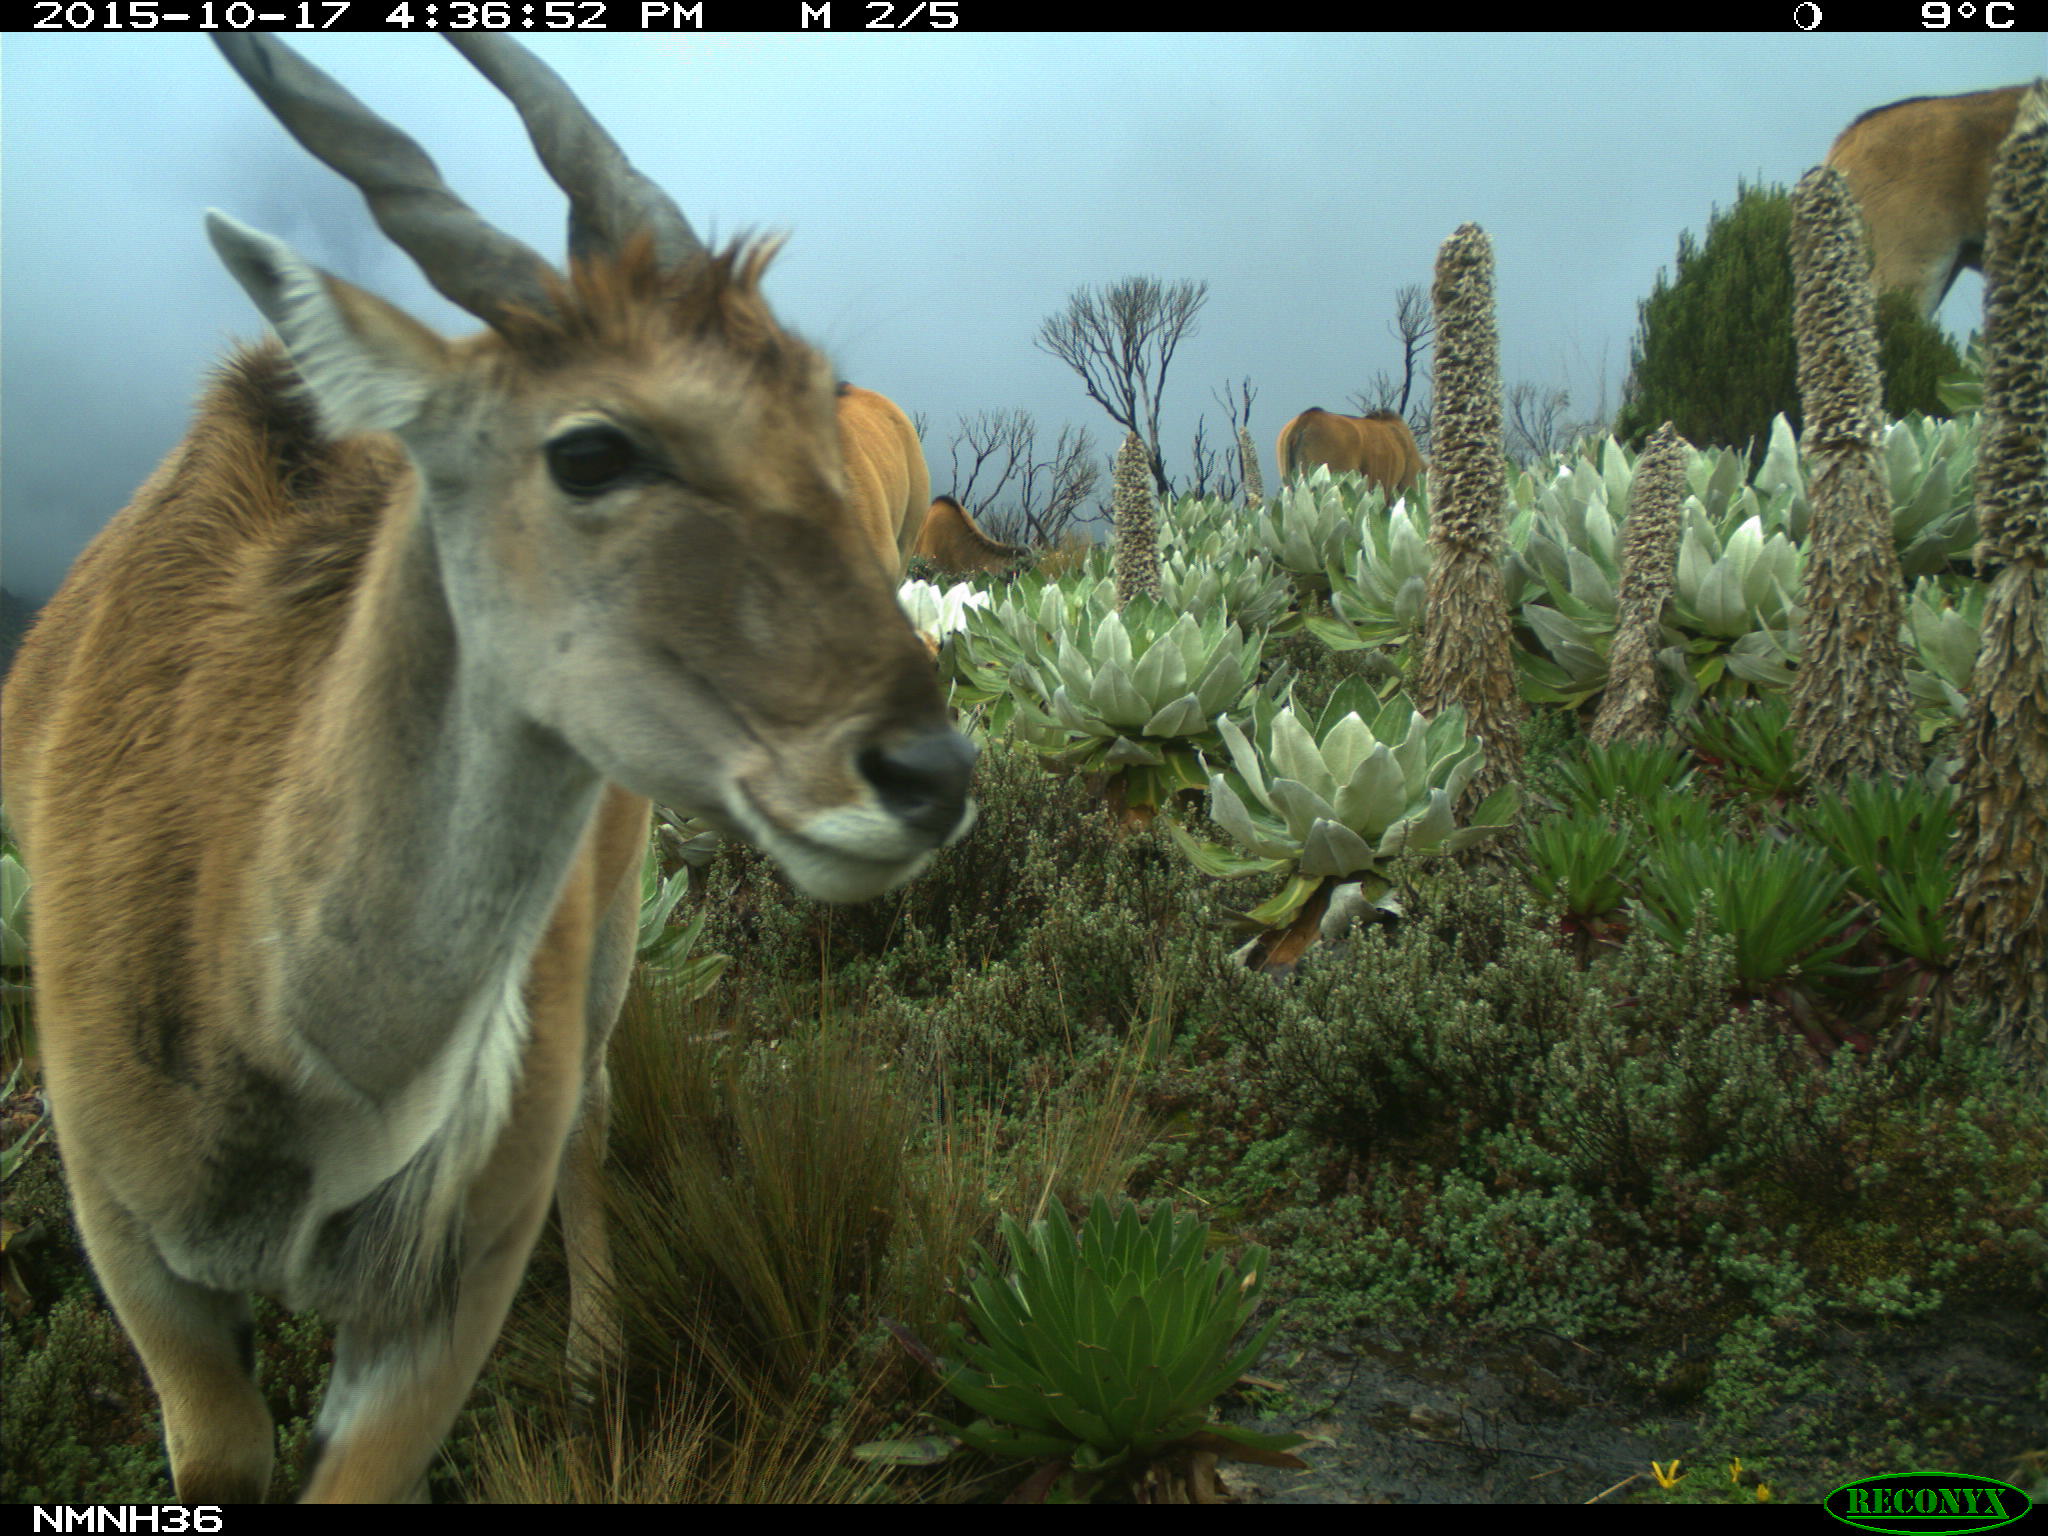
left=1826, top=1473, right=2034, bottom=1534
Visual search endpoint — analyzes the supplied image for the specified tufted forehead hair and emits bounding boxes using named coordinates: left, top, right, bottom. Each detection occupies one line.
left=490, top=231, right=813, bottom=386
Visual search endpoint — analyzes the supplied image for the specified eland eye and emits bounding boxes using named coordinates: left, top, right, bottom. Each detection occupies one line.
left=546, top=426, right=638, bottom=496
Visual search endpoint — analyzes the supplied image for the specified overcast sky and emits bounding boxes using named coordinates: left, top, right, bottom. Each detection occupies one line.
left=2, top=31, right=2037, bottom=602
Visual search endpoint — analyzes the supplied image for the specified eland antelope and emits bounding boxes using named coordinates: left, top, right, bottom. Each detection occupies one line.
left=0, top=35, right=975, bottom=1503
left=1275, top=407, right=1424, bottom=496
left=1825, top=84, right=2028, bottom=319
left=835, top=383, right=931, bottom=575
left=914, top=495, right=1030, bottom=576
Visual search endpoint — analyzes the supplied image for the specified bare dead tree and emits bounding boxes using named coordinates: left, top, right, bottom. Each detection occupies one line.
left=1185, top=418, right=1214, bottom=498
left=945, top=409, right=1033, bottom=510
left=1403, top=398, right=1436, bottom=456
left=1015, top=423, right=1101, bottom=545
left=1352, top=284, right=1435, bottom=413
left=1513, top=340, right=1620, bottom=459
left=939, top=409, right=1100, bottom=547
left=1503, top=380, right=1575, bottom=465
left=1560, top=337, right=1616, bottom=449
left=1388, top=282, right=1434, bottom=416
left=1182, top=415, right=1241, bottom=502
left=1350, top=283, right=1437, bottom=452
left=1213, top=378, right=1263, bottom=502
left=1036, top=275, right=1209, bottom=499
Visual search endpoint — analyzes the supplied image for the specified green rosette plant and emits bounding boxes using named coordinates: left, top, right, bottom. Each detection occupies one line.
left=1791, top=775, right=1957, bottom=969
left=938, top=1196, right=1306, bottom=1499
left=1686, top=694, right=1804, bottom=804
left=1632, top=834, right=1860, bottom=1000
left=1173, top=676, right=1520, bottom=928
left=1523, top=813, right=1638, bottom=934
left=1900, top=576, right=1985, bottom=735
left=1543, top=738, right=1698, bottom=820
left=636, top=841, right=727, bottom=1000
left=1000, top=594, right=1262, bottom=812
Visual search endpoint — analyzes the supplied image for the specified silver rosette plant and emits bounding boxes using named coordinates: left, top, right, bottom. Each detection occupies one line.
left=1249, top=468, right=1409, bottom=588
left=899, top=577, right=994, bottom=653
left=1158, top=549, right=1298, bottom=635
left=1157, top=491, right=1263, bottom=566
left=1312, top=422, right=1981, bottom=715
left=1754, top=412, right=1979, bottom=577
left=1004, top=595, right=1262, bottom=812
left=1508, top=439, right=1808, bottom=708
left=941, top=572, right=1117, bottom=732
left=1654, top=508, right=1803, bottom=704
left=1172, top=676, right=1520, bottom=929
left=636, top=839, right=728, bottom=1000
left=1307, top=494, right=1434, bottom=653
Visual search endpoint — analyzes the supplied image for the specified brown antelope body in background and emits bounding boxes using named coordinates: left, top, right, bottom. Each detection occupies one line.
left=915, top=495, right=1030, bottom=575
left=835, top=383, right=932, bottom=575
left=1825, top=83, right=2028, bottom=318
left=1274, top=407, right=1425, bottom=497
left=0, top=35, right=974, bottom=1503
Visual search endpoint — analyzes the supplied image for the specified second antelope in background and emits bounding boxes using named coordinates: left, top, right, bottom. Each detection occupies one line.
left=1275, top=407, right=1425, bottom=497
left=917, top=495, right=1031, bottom=575
left=1825, top=83, right=2029, bottom=318
left=835, top=382, right=933, bottom=575
left=1, top=34, right=975, bottom=1503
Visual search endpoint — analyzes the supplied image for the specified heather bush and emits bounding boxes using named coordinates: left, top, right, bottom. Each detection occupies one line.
left=1, top=1295, right=172, bottom=1503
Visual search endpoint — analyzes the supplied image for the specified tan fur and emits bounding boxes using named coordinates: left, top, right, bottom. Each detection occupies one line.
left=914, top=495, right=1030, bottom=575
left=1275, top=408, right=1425, bottom=496
left=1825, top=84, right=2028, bottom=318
left=835, top=384, right=930, bottom=575
left=2, top=57, right=971, bottom=1505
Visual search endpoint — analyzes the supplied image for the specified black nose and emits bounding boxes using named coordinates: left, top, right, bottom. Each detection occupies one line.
left=860, top=729, right=977, bottom=836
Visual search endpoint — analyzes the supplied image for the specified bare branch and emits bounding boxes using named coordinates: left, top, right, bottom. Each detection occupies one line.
left=1036, top=275, right=1209, bottom=498
left=936, top=410, right=1099, bottom=547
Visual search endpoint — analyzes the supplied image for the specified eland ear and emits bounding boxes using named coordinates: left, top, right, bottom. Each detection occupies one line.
left=206, top=210, right=451, bottom=437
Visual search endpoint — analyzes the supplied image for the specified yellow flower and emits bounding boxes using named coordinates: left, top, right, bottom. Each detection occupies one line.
left=1652, top=1460, right=1687, bottom=1490
left=1757, top=1484, right=1774, bottom=1503
left=1728, top=1457, right=1743, bottom=1485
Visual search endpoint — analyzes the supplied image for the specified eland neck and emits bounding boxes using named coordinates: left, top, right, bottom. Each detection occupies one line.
left=253, top=488, right=611, bottom=1103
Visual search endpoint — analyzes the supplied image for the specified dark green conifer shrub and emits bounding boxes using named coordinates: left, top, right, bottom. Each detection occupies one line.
left=1615, top=183, right=1963, bottom=466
